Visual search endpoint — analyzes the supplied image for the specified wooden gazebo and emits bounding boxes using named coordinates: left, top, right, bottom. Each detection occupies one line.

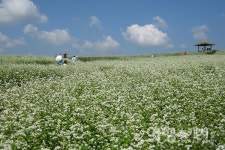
left=194, top=41, right=215, bottom=52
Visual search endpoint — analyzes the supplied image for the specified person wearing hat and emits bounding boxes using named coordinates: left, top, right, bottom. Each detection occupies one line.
left=72, top=55, right=77, bottom=62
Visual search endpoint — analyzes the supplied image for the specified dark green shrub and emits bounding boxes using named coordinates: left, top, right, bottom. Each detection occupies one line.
left=205, top=50, right=217, bottom=55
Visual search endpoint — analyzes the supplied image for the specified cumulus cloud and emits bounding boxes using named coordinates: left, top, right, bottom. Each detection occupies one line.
left=75, top=36, right=119, bottom=53
left=23, top=24, right=38, bottom=34
left=0, top=0, right=47, bottom=25
left=221, top=12, right=225, bottom=17
left=24, top=24, right=119, bottom=54
left=24, top=24, right=72, bottom=45
left=153, top=16, right=168, bottom=30
left=122, top=24, right=172, bottom=48
left=191, top=25, right=208, bottom=40
left=180, top=44, right=186, bottom=49
left=0, top=32, right=25, bottom=52
left=89, top=16, right=102, bottom=29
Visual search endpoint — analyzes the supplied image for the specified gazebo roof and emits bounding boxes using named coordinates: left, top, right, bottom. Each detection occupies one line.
left=194, top=41, right=215, bottom=46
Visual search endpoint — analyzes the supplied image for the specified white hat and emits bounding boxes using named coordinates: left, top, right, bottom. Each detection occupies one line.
left=55, top=55, right=62, bottom=61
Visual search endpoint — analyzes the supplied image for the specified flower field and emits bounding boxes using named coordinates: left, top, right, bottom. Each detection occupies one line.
left=0, top=54, right=225, bottom=149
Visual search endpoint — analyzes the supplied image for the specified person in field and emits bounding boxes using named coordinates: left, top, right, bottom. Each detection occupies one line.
left=63, top=60, right=67, bottom=66
left=72, top=55, right=78, bottom=62
left=56, top=54, right=66, bottom=65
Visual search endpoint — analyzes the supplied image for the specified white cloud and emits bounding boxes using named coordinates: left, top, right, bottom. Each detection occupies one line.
left=180, top=44, right=186, bottom=49
left=23, top=24, right=38, bottom=34
left=24, top=24, right=72, bottom=45
left=122, top=24, right=172, bottom=48
left=221, top=12, right=225, bottom=17
left=89, top=16, right=102, bottom=29
left=95, top=36, right=119, bottom=51
left=0, top=32, right=25, bottom=52
left=24, top=24, right=119, bottom=54
left=39, top=29, right=72, bottom=46
left=153, top=16, right=168, bottom=30
left=0, top=0, right=47, bottom=25
left=191, top=25, right=208, bottom=40
left=75, top=36, right=119, bottom=53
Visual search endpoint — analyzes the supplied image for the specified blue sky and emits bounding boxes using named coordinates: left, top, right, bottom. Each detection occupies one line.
left=0, top=0, right=224, bottom=56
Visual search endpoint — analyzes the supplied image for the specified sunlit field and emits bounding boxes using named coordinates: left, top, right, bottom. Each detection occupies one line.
left=0, top=54, right=225, bottom=149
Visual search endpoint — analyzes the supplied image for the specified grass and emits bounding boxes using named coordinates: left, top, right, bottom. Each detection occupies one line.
left=76, top=49, right=225, bottom=62
left=0, top=51, right=225, bottom=149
